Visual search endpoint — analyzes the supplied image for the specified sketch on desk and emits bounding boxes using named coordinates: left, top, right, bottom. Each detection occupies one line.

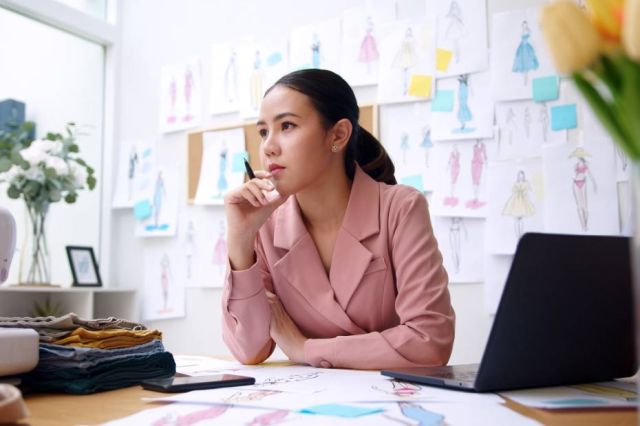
left=260, top=372, right=322, bottom=386
left=224, top=389, right=282, bottom=404
left=247, top=409, right=290, bottom=425
left=151, top=405, right=228, bottom=426
left=371, top=380, right=423, bottom=398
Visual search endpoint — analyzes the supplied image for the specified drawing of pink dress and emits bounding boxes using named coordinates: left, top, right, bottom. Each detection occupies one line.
left=213, top=235, right=227, bottom=265
left=183, top=68, right=193, bottom=122
left=466, top=143, right=487, bottom=209
left=444, top=149, right=460, bottom=206
left=359, top=31, right=379, bottom=63
left=167, top=78, right=177, bottom=124
left=247, top=410, right=289, bottom=425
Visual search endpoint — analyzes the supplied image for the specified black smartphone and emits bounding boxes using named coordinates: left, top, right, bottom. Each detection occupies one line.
left=141, top=374, right=255, bottom=393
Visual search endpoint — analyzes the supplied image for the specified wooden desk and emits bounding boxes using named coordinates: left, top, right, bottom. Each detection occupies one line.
left=20, top=386, right=637, bottom=426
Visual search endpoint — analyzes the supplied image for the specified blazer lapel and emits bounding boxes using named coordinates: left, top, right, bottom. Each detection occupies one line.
left=272, top=197, right=365, bottom=335
left=330, top=166, right=381, bottom=309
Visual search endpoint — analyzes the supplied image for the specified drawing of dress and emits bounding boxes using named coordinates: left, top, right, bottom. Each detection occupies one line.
left=250, top=50, right=264, bottom=110
left=420, top=126, right=433, bottom=167
left=167, top=76, right=177, bottom=124
left=538, top=105, right=549, bottom=142
left=502, top=170, right=535, bottom=238
left=523, top=106, right=532, bottom=139
left=400, top=132, right=410, bottom=164
left=398, top=402, right=445, bottom=425
left=466, top=141, right=487, bottom=209
left=183, top=66, right=193, bottom=122
left=225, top=50, right=237, bottom=102
left=184, top=220, right=196, bottom=280
left=444, top=146, right=460, bottom=206
left=512, top=21, right=539, bottom=85
left=393, top=27, right=418, bottom=95
left=570, top=149, right=597, bottom=232
left=455, top=75, right=473, bottom=132
left=311, top=33, right=321, bottom=68
left=213, top=221, right=227, bottom=275
left=445, top=1, right=465, bottom=64
left=159, top=253, right=171, bottom=312
left=359, top=17, right=379, bottom=74
left=247, top=410, right=289, bottom=426
left=152, top=171, right=166, bottom=229
left=127, top=148, right=138, bottom=201
left=216, top=144, right=228, bottom=198
left=449, top=217, right=464, bottom=273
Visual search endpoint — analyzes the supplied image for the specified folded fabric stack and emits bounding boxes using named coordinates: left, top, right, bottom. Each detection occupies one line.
left=0, top=313, right=175, bottom=394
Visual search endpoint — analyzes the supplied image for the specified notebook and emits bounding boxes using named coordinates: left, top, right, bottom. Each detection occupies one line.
left=381, top=233, right=637, bottom=392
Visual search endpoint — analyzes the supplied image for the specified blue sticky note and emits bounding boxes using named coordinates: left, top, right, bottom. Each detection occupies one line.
left=232, top=152, right=248, bottom=172
left=134, top=200, right=152, bottom=220
left=299, top=404, right=384, bottom=418
left=551, top=104, right=578, bottom=130
left=532, top=76, right=559, bottom=102
left=267, top=52, right=282, bottom=66
left=431, top=90, right=454, bottom=112
left=400, top=175, right=424, bottom=192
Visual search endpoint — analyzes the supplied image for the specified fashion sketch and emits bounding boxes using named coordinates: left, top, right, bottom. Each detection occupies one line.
left=183, top=65, right=194, bottom=122
left=449, top=217, right=468, bottom=273
left=225, top=49, right=238, bottom=103
left=250, top=50, right=264, bottom=110
left=127, top=147, right=138, bottom=201
left=159, top=253, right=173, bottom=313
left=538, top=104, right=549, bottom=142
left=372, top=380, right=422, bottom=397
left=392, top=27, right=418, bottom=95
left=216, top=141, right=228, bottom=198
left=466, top=140, right=487, bottom=209
left=454, top=74, right=473, bottom=133
left=512, top=20, right=539, bottom=85
left=152, top=171, right=167, bottom=229
left=444, top=0, right=466, bottom=64
left=183, top=220, right=196, bottom=280
left=311, top=33, right=321, bottom=68
left=153, top=406, right=228, bottom=426
left=213, top=220, right=227, bottom=275
left=570, top=147, right=597, bottom=232
left=359, top=16, right=379, bottom=74
left=444, top=145, right=461, bottom=206
left=523, top=106, right=531, bottom=139
left=247, top=410, right=289, bottom=426
left=502, top=170, right=535, bottom=239
left=420, top=126, right=433, bottom=167
left=400, top=132, right=410, bottom=164
left=224, top=390, right=281, bottom=404
left=167, top=75, right=177, bottom=124
left=398, top=402, right=444, bottom=425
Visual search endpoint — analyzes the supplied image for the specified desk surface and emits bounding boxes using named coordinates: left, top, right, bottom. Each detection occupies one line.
left=21, top=385, right=637, bottom=426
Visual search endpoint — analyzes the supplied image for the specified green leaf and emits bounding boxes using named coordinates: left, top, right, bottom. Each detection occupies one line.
left=65, top=193, right=77, bottom=203
left=0, top=158, right=11, bottom=172
left=7, top=185, right=20, bottom=199
left=48, top=188, right=61, bottom=202
left=87, top=175, right=97, bottom=190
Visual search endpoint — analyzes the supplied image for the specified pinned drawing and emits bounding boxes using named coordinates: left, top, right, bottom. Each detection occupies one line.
left=359, top=16, right=380, bottom=74
left=216, top=141, right=229, bottom=198
left=167, top=75, right=177, bottom=125
left=502, top=170, right=535, bottom=239
left=523, top=106, right=531, bottom=139
left=570, top=147, right=598, bottom=232
left=151, top=171, right=167, bottom=231
left=250, top=50, right=264, bottom=111
left=392, top=27, right=418, bottom=95
left=212, top=220, right=227, bottom=275
left=159, top=253, right=173, bottom=314
left=538, top=104, right=549, bottom=142
left=289, top=19, right=341, bottom=72
left=454, top=74, right=474, bottom=133
left=310, top=33, right=322, bottom=68
left=449, top=217, right=467, bottom=273
left=225, top=50, right=238, bottom=103
left=444, top=1, right=466, bottom=64
left=512, top=20, right=539, bottom=85
left=466, top=140, right=487, bottom=209
left=160, top=58, right=202, bottom=132
left=444, top=145, right=461, bottom=207
left=420, top=126, right=433, bottom=167
left=400, top=132, right=410, bottom=164
left=183, top=65, right=194, bottom=122
left=503, top=107, right=517, bottom=149
left=183, top=220, right=196, bottom=280
left=144, top=241, right=185, bottom=320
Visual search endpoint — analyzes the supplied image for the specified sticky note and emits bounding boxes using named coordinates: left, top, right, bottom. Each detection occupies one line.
left=299, top=404, right=384, bottom=418
left=436, top=48, right=453, bottom=72
left=134, top=200, right=152, bottom=220
left=267, top=52, right=282, bottom=66
left=408, top=75, right=432, bottom=97
left=431, top=90, right=455, bottom=112
left=551, top=104, right=578, bottom=130
left=400, top=175, right=424, bottom=192
left=532, top=76, right=559, bottom=102
left=232, top=152, right=248, bottom=172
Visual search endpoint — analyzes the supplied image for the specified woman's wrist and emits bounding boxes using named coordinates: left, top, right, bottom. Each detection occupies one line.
left=227, top=232, right=257, bottom=271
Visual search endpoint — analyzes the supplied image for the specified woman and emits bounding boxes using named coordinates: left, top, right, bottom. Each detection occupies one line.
left=570, top=148, right=597, bottom=232
left=222, top=69, right=454, bottom=370
left=502, top=170, right=535, bottom=238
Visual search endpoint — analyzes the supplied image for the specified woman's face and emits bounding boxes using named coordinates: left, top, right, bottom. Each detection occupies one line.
left=257, top=85, right=336, bottom=196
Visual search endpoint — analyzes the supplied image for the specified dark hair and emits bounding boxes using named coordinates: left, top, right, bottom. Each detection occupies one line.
left=266, top=69, right=396, bottom=185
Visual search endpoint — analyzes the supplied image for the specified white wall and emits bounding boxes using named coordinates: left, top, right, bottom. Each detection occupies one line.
left=113, top=0, right=546, bottom=364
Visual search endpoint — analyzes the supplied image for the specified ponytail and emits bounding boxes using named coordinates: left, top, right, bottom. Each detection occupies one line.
left=345, top=126, right=397, bottom=185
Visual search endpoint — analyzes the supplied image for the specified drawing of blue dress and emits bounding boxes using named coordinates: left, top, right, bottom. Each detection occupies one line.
left=420, top=129, right=433, bottom=149
left=457, top=76, right=472, bottom=130
left=512, top=31, right=539, bottom=73
left=217, top=149, right=228, bottom=196
left=399, top=402, right=444, bottom=426
left=311, top=40, right=321, bottom=68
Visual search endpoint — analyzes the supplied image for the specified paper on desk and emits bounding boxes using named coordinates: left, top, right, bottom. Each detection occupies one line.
left=500, top=381, right=638, bottom=409
left=173, top=355, right=244, bottom=376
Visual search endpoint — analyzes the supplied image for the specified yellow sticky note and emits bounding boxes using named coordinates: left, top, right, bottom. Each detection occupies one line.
left=408, top=74, right=432, bottom=98
left=436, top=48, right=453, bottom=72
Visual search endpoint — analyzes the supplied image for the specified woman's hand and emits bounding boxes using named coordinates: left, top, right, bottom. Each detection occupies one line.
left=224, top=171, right=288, bottom=270
left=266, top=291, right=308, bottom=364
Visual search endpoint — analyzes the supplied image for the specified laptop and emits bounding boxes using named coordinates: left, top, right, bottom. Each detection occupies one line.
left=381, top=233, right=637, bottom=392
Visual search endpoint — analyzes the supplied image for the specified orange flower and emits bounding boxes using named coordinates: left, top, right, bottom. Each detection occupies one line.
left=540, top=1, right=603, bottom=73
left=623, top=0, right=640, bottom=59
left=586, top=0, right=625, bottom=43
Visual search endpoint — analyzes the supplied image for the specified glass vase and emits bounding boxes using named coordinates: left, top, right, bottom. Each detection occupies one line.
left=630, top=163, right=640, bottom=416
left=18, top=203, right=51, bottom=286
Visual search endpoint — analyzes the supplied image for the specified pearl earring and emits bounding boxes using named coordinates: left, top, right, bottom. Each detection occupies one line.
left=331, top=144, right=338, bottom=152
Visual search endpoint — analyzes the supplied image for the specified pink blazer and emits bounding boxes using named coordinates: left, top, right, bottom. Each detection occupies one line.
left=222, top=166, right=455, bottom=370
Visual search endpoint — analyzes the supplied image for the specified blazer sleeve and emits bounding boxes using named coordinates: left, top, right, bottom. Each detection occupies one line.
left=303, top=190, right=455, bottom=370
left=221, top=234, right=275, bottom=364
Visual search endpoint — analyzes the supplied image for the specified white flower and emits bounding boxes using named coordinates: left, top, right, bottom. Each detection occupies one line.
left=24, top=165, right=45, bottom=182
left=19, top=145, right=48, bottom=166
left=68, top=161, right=87, bottom=188
left=32, top=139, right=63, bottom=155
left=0, top=165, right=24, bottom=183
left=45, top=156, right=69, bottom=176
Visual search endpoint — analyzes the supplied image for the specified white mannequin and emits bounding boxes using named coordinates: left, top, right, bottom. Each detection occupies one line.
left=0, top=206, right=16, bottom=284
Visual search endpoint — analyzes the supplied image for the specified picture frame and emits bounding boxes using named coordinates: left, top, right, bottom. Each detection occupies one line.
left=65, top=246, right=102, bottom=287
